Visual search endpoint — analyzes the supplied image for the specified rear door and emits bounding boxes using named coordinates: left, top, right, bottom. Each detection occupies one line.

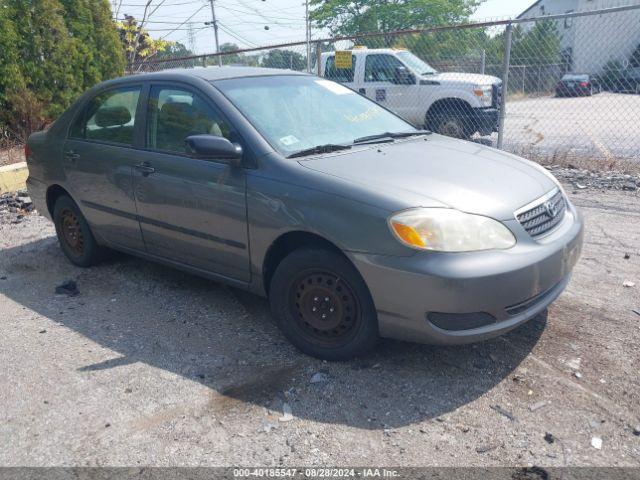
left=63, top=84, right=146, bottom=251
left=324, top=54, right=358, bottom=92
left=131, top=84, right=250, bottom=282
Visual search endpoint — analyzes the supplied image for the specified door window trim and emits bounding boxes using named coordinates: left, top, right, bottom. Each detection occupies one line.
left=141, top=81, right=244, bottom=163
left=66, top=83, right=145, bottom=148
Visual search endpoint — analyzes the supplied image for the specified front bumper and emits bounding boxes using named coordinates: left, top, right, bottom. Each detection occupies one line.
left=470, top=107, right=499, bottom=135
left=351, top=203, right=584, bottom=345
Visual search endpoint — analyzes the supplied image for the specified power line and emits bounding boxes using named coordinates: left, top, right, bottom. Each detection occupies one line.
left=159, top=3, right=208, bottom=38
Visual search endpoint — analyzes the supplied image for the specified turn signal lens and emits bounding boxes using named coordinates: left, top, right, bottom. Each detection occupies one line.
left=390, top=222, right=426, bottom=248
left=388, top=208, right=516, bottom=252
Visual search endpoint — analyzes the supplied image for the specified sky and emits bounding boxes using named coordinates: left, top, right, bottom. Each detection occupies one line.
left=111, top=0, right=536, bottom=55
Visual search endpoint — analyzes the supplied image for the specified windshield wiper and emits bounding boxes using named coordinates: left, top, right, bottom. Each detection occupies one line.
left=352, top=130, right=431, bottom=145
left=286, top=143, right=352, bottom=159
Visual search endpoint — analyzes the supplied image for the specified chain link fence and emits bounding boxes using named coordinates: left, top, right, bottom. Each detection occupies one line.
left=134, top=4, right=640, bottom=169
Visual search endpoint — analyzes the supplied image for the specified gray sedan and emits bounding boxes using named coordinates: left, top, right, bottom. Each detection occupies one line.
left=25, top=67, right=583, bottom=360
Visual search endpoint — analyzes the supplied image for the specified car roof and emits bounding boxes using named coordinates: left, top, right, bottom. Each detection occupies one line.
left=103, top=66, right=309, bottom=86
left=322, top=48, right=407, bottom=57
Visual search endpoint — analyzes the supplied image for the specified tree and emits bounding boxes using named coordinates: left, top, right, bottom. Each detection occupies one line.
left=58, top=0, right=125, bottom=86
left=310, top=0, right=481, bottom=41
left=219, top=42, right=242, bottom=65
left=3, top=0, right=81, bottom=129
left=118, top=15, right=170, bottom=71
left=510, top=20, right=561, bottom=66
left=261, top=49, right=306, bottom=71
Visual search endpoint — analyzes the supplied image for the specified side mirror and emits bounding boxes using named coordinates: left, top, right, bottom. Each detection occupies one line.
left=185, top=134, right=243, bottom=165
left=392, top=66, right=415, bottom=85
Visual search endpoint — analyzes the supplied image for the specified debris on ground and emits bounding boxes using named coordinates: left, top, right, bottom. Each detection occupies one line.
left=278, top=402, right=294, bottom=422
left=566, top=357, right=581, bottom=370
left=574, top=371, right=583, bottom=379
left=547, top=167, right=640, bottom=192
left=490, top=405, right=516, bottom=421
left=544, top=433, right=556, bottom=444
left=624, top=253, right=631, bottom=260
left=310, top=372, right=328, bottom=384
left=591, top=437, right=603, bottom=450
left=475, top=442, right=501, bottom=454
left=633, top=309, right=640, bottom=317
left=55, top=280, right=79, bottom=297
left=632, top=426, right=640, bottom=437
left=0, top=191, right=34, bottom=224
left=622, top=280, right=635, bottom=287
left=528, top=401, right=548, bottom=412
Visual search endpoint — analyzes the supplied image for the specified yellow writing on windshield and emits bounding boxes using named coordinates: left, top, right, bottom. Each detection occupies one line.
left=344, top=107, right=381, bottom=123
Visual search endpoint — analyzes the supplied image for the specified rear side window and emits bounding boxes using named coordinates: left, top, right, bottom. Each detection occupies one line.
left=325, top=55, right=356, bottom=83
left=364, top=54, right=404, bottom=83
left=69, top=86, right=141, bottom=146
left=146, top=86, right=234, bottom=154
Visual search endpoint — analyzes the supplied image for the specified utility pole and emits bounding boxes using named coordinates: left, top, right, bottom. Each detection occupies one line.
left=207, top=0, right=222, bottom=66
left=305, top=0, right=311, bottom=72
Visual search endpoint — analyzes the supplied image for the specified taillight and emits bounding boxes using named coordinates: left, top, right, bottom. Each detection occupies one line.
left=580, top=82, right=588, bottom=87
left=24, top=143, right=32, bottom=159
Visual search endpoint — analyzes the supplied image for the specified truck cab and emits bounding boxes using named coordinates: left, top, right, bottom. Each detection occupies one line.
left=320, top=48, right=502, bottom=139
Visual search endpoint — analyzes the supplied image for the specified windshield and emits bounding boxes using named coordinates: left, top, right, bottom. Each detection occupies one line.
left=396, top=51, right=437, bottom=75
left=562, top=74, right=589, bottom=81
left=215, top=75, right=415, bottom=156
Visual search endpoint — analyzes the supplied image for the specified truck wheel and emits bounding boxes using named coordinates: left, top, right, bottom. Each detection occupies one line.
left=430, top=112, right=472, bottom=139
left=269, top=247, right=379, bottom=361
left=53, top=195, right=105, bottom=267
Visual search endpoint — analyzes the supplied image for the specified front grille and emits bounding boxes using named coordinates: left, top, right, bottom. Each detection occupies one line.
left=516, top=189, right=566, bottom=238
left=492, top=83, right=502, bottom=108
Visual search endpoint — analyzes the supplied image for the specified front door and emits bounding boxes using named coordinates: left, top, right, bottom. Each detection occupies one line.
left=362, top=54, right=421, bottom=125
left=63, top=84, right=145, bottom=251
left=132, top=85, right=250, bottom=282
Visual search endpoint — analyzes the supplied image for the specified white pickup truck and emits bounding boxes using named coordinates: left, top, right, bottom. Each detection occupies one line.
left=319, top=48, right=502, bottom=139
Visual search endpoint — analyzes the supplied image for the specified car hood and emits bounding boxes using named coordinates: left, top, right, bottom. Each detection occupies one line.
left=299, top=135, right=557, bottom=221
left=429, top=72, right=500, bottom=86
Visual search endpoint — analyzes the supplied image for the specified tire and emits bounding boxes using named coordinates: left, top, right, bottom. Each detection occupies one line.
left=269, top=247, right=379, bottom=360
left=430, top=111, right=472, bottom=139
left=53, top=195, right=104, bottom=267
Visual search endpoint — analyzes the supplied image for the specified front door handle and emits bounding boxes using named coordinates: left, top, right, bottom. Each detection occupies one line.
left=135, top=162, right=155, bottom=176
left=358, top=88, right=366, bottom=95
left=64, top=150, right=80, bottom=163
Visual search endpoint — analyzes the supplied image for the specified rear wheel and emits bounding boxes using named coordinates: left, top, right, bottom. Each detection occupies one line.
left=269, top=248, right=378, bottom=360
left=53, top=195, right=104, bottom=267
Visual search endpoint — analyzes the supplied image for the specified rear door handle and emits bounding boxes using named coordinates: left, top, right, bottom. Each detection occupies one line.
left=64, top=150, right=80, bottom=163
left=135, top=162, right=155, bottom=176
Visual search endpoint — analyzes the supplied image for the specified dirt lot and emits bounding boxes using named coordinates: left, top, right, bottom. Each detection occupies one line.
left=0, top=185, right=639, bottom=467
left=500, top=92, right=640, bottom=163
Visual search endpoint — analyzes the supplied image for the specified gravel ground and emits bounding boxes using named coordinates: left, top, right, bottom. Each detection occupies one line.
left=0, top=184, right=639, bottom=467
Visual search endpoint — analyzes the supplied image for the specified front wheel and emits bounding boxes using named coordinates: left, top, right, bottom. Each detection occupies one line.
left=429, top=111, right=472, bottom=139
left=269, top=248, right=379, bottom=360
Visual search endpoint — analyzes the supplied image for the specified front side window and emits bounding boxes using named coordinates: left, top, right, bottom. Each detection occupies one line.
left=215, top=75, right=413, bottom=156
left=147, top=86, right=233, bottom=154
left=70, top=86, right=141, bottom=145
left=364, top=54, right=404, bottom=83
left=325, top=55, right=356, bottom=83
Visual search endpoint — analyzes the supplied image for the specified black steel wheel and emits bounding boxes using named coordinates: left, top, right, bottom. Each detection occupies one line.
left=53, top=195, right=104, bottom=267
left=289, top=270, right=361, bottom=347
left=270, top=248, right=378, bottom=360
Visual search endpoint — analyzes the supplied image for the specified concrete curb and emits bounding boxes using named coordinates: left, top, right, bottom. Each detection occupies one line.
left=0, top=162, right=28, bottom=194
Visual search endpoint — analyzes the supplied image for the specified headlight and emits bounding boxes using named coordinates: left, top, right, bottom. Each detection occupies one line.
left=473, top=84, right=493, bottom=107
left=388, top=208, right=516, bottom=252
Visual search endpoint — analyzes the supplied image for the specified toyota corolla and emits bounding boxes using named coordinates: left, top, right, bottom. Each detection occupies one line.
left=25, top=67, right=583, bottom=360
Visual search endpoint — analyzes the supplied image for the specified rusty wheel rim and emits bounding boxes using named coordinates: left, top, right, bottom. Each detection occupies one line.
left=60, top=209, right=84, bottom=256
left=289, top=270, right=361, bottom=347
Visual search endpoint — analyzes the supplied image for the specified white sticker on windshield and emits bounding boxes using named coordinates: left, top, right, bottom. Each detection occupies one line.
left=314, top=79, right=354, bottom=95
left=279, top=135, right=299, bottom=146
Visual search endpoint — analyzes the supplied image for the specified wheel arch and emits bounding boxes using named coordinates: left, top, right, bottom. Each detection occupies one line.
left=46, top=184, right=74, bottom=218
left=262, top=230, right=356, bottom=296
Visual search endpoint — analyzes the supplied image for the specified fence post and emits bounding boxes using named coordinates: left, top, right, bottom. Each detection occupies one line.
left=316, top=41, right=322, bottom=76
left=480, top=49, right=486, bottom=75
left=497, top=23, right=513, bottom=150
left=202, top=55, right=207, bottom=67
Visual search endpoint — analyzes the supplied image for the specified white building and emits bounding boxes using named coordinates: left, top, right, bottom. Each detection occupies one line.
left=517, top=0, right=640, bottom=73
